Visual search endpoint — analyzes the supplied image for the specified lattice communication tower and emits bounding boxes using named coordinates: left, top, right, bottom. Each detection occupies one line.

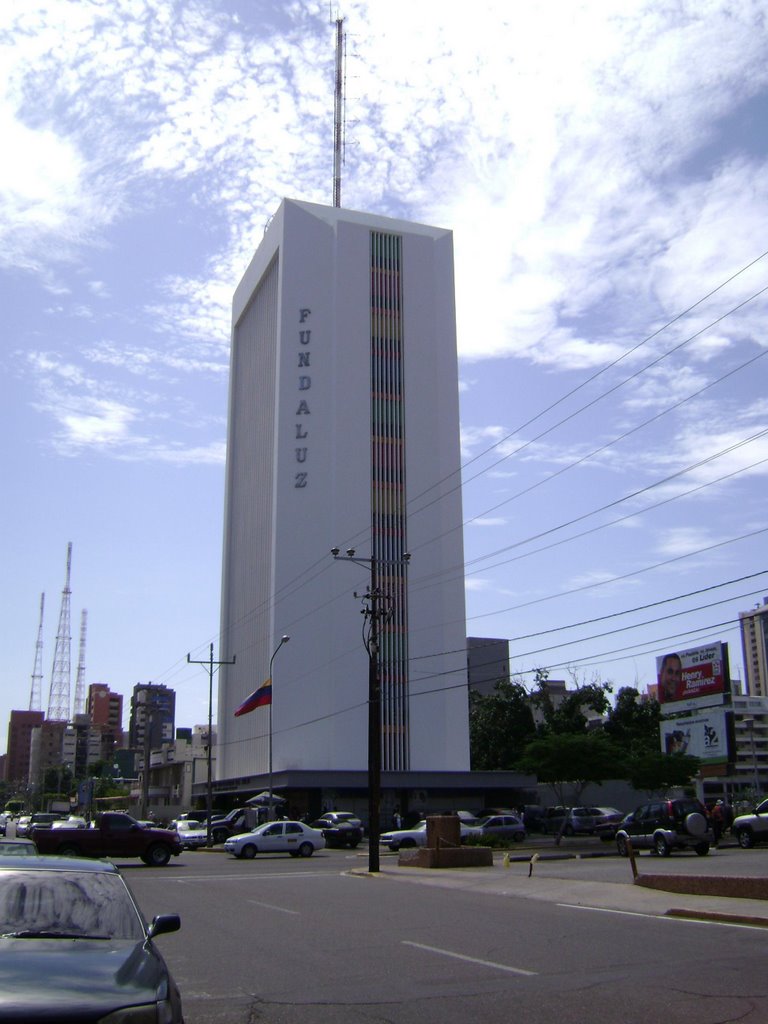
left=29, top=592, right=45, bottom=712
left=73, top=608, right=88, bottom=716
left=47, top=542, right=73, bottom=721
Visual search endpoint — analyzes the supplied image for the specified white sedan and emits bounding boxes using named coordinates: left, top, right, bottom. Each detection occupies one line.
left=224, top=820, right=325, bottom=859
left=174, top=820, right=209, bottom=850
left=380, top=819, right=478, bottom=852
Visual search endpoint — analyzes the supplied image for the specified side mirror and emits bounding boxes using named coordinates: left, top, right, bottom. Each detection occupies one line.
left=147, top=914, right=181, bottom=939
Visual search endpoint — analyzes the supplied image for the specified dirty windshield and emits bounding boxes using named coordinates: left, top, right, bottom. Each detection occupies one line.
left=0, top=870, right=144, bottom=940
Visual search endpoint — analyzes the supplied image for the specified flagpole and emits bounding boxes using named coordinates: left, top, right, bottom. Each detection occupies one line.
left=268, top=635, right=290, bottom=821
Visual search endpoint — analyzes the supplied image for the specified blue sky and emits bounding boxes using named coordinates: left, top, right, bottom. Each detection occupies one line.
left=2, top=0, right=767, bottom=752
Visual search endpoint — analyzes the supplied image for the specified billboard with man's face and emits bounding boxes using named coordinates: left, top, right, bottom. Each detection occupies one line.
left=655, top=642, right=730, bottom=713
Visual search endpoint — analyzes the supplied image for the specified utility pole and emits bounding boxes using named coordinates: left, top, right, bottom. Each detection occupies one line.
left=332, top=547, right=410, bottom=872
left=187, top=644, right=236, bottom=847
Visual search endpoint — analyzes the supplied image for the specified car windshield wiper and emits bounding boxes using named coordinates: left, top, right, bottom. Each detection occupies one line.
left=0, top=930, right=111, bottom=939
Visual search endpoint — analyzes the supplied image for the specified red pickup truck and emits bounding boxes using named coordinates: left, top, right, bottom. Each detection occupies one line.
left=31, top=811, right=182, bottom=866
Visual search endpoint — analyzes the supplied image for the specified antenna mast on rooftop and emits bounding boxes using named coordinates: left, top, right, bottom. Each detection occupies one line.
left=73, top=608, right=88, bottom=716
left=47, top=542, right=73, bottom=722
left=29, top=592, right=45, bottom=712
left=332, top=15, right=346, bottom=207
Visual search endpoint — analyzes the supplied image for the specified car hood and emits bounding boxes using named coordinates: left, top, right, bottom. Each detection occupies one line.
left=0, top=937, right=172, bottom=1019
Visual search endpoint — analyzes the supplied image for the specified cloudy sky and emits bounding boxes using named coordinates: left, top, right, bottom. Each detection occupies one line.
left=2, top=0, right=767, bottom=753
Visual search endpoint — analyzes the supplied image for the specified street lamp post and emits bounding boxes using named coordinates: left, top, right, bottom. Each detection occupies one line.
left=268, top=635, right=290, bottom=821
left=332, top=546, right=410, bottom=873
left=187, top=645, right=236, bottom=847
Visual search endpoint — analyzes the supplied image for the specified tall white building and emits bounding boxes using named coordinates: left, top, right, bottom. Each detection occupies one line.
left=216, top=200, right=470, bottom=784
left=740, top=598, right=768, bottom=697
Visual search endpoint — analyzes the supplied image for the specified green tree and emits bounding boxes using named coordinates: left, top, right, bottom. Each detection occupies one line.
left=625, top=750, right=701, bottom=795
left=519, top=732, right=623, bottom=807
left=603, top=687, right=661, bottom=757
left=530, top=670, right=612, bottom=735
left=469, top=679, right=537, bottom=770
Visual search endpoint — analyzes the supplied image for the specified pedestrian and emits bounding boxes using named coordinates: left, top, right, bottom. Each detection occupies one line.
left=721, top=800, right=734, bottom=834
left=711, top=800, right=724, bottom=845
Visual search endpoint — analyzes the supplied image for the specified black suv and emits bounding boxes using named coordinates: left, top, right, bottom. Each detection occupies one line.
left=615, top=798, right=712, bottom=857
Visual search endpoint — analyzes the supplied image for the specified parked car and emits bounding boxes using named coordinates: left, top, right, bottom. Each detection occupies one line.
left=380, top=819, right=478, bottom=852
left=477, top=807, right=518, bottom=819
left=522, top=805, right=545, bottom=831
left=449, top=810, right=482, bottom=825
left=471, top=814, right=526, bottom=842
left=28, top=812, right=67, bottom=830
left=593, top=808, right=628, bottom=842
left=542, top=806, right=605, bottom=836
left=51, top=816, right=87, bottom=829
left=207, top=806, right=259, bottom=843
left=0, top=855, right=183, bottom=1021
left=174, top=819, right=210, bottom=850
left=309, top=812, right=362, bottom=848
left=224, top=820, right=325, bottom=859
left=380, top=821, right=430, bottom=852
left=14, top=816, right=32, bottom=837
left=731, top=798, right=768, bottom=848
left=0, top=839, right=37, bottom=856
left=615, top=798, right=712, bottom=857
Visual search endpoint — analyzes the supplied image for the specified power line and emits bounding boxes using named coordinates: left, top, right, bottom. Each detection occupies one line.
left=460, top=347, right=768, bottom=537
left=409, top=279, right=768, bottom=524
left=407, top=248, right=768, bottom=513
left=410, top=570, right=768, bottom=659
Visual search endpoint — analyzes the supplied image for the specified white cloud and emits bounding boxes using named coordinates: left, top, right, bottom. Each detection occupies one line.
left=655, top=527, right=715, bottom=559
left=59, top=400, right=137, bottom=448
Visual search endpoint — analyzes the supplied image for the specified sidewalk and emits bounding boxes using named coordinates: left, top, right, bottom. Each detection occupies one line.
left=352, top=846, right=768, bottom=929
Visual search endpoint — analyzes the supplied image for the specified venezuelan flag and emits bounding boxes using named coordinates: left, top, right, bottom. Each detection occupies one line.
left=234, top=678, right=272, bottom=716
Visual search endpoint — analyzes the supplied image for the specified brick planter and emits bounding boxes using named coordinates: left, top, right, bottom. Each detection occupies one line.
left=636, top=875, right=768, bottom=900
left=399, top=846, right=494, bottom=868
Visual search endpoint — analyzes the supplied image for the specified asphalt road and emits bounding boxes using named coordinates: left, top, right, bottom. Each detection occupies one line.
left=125, top=845, right=768, bottom=1024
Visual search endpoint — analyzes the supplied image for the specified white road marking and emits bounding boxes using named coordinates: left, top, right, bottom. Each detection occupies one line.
left=557, top=903, right=768, bottom=930
left=168, top=871, right=330, bottom=883
left=247, top=899, right=300, bottom=915
left=402, top=940, right=537, bottom=976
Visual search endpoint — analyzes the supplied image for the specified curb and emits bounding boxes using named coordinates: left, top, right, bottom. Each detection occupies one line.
left=666, top=908, right=768, bottom=927
left=636, top=873, right=768, bottom=901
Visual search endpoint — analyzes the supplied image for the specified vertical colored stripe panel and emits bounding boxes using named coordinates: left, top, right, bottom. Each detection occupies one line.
left=370, top=231, right=409, bottom=770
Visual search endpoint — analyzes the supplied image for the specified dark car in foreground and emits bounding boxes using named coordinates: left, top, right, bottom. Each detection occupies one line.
left=615, top=798, right=712, bottom=857
left=309, top=812, right=363, bottom=848
left=0, top=855, right=183, bottom=1022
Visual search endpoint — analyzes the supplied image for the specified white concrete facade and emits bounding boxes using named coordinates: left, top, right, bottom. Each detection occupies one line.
left=217, top=199, right=469, bottom=781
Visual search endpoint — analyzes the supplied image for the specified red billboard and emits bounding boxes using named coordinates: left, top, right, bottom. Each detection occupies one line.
left=656, top=642, right=730, bottom=712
